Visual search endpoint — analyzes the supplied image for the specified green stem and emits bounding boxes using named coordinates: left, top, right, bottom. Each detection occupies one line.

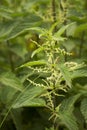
left=60, top=0, right=68, bottom=61
left=84, top=0, right=87, bottom=9
left=60, top=0, right=67, bottom=26
left=52, top=0, right=57, bottom=32
left=51, top=1, right=58, bottom=129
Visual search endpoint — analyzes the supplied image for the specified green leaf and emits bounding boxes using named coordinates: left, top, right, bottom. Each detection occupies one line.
left=7, top=15, right=42, bottom=40
left=10, top=43, right=27, bottom=59
left=49, top=22, right=60, bottom=33
left=59, top=64, right=72, bottom=88
left=0, top=72, right=23, bottom=91
left=59, top=94, right=80, bottom=113
left=0, top=5, right=13, bottom=13
left=45, top=127, right=54, bottom=130
left=0, top=5, right=13, bottom=19
left=20, top=60, right=47, bottom=68
left=0, top=12, right=12, bottom=19
left=54, top=23, right=75, bottom=37
left=80, top=98, right=87, bottom=123
left=0, top=15, right=42, bottom=40
left=58, top=95, right=80, bottom=130
left=75, top=23, right=87, bottom=35
left=11, top=109, right=23, bottom=130
left=31, top=47, right=44, bottom=58
left=69, top=16, right=87, bottom=23
left=0, top=20, right=19, bottom=40
left=53, top=36, right=66, bottom=42
left=12, top=86, right=46, bottom=108
left=0, top=86, right=17, bottom=106
left=66, top=22, right=77, bottom=37
left=71, top=83, right=87, bottom=95
left=59, top=112, right=78, bottom=130
left=71, top=66, right=87, bottom=79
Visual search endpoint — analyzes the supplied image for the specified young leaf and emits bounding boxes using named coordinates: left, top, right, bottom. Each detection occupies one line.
left=20, top=60, right=47, bottom=68
left=31, top=47, right=44, bottom=58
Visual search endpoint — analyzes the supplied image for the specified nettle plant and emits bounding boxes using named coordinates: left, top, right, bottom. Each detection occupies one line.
left=8, top=24, right=87, bottom=130
left=0, top=21, right=87, bottom=130
left=0, top=0, right=87, bottom=130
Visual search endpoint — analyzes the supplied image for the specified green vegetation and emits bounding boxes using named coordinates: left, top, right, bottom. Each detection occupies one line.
left=0, top=0, right=87, bottom=130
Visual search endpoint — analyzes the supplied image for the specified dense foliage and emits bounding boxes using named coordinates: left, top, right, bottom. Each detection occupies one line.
left=0, top=0, right=87, bottom=130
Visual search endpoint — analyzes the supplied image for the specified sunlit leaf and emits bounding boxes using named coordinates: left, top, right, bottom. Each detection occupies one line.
left=20, top=60, right=47, bottom=68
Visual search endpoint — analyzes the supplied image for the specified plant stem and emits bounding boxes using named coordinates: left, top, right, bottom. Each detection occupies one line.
left=51, top=1, right=58, bottom=129
left=84, top=0, right=87, bottom=9
left=52, top=0, right=57, bottom=32
left=60, top=0, right=68, bottom=61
